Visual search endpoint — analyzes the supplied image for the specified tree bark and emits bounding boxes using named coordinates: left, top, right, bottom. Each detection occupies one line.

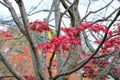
left=55, top=1, right=82, bottom=80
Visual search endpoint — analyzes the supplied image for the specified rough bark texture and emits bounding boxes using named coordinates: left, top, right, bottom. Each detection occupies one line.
left=53, top=0, right=64, bottom=80
left=56, top=0, right=82, bottom=80
left=15, top=1, right=48, bottom=80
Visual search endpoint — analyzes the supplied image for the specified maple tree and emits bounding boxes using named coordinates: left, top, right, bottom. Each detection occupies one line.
left=0, top=0, right=120, bottom=80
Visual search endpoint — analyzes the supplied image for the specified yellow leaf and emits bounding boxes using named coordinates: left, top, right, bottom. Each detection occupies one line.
left=48, top=31, right=52, bottom=39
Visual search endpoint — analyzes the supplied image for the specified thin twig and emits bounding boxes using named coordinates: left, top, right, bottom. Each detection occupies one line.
left=93, top=50, right=117, bottom=59
left=93, top=6, right=120, bottom=24
left=48, top=51, right=56, bottom=79
left=28, top=0, right=43, bottom=14
left=80, top=0, right=114, bottom=23
left=0, top=75, right=14, bottom=78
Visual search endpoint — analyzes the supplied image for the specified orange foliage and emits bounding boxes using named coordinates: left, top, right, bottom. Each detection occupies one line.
left=8, top=44, right=35, bottom=76
left=5, top=42, right=57, bottom=78
left=68, top=73, right=80, bottom=80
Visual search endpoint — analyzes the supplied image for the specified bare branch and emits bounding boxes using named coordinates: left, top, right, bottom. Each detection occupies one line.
left=0, top=1, right=9, bottom=8
left=48, top=51, right=56, bottom=79
left=57, top=0, right=78, bottom=36
left=83, top=31, right=95, bottom=53
left=80, top=0, right=114, bottom=23
left=93, top=7, right=120, bottom=24
left=28, top=0, right=43, bottom=14
left=0, top=51, right=25, bottom=80
left=15, top=0, right=28, bottom=26
left=2, top=0, right=26, bottom=35
left=60, top=0, right=78, bottom=26
left=93, top=50, right=117, bottom=59
left=28, top=9, right=53, bottom=16
left=15, top=0, right=48, bottom=80
left=0, top=75, right=14, bottom=78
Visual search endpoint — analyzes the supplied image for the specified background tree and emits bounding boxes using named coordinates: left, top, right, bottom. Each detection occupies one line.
left=0, top=0, right=120, bottom=80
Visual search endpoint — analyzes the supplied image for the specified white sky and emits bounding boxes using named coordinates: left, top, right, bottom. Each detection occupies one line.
left=0, top=0, right=54, bottom=19
left=0, top=0, right=119, bottom=27
left=0, top=0, right=119, bottom=18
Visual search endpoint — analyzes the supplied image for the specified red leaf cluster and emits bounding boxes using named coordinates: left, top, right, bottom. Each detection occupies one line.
left=106, top=22, right=120, bottom=37
left=26, top=19, right=50, bottom=33
left=112, top=67, right=120, bottom=79
left=37, top=36, right=81, bottom=53
left=0, top=30, right=13, bottom=38
left=80, top=53, right=120, bottom=79
left=89, top=23, right=108, bottom=33
left=37, top=22, right=109, bottom=54
left=80, top=54, right=110, bottom=78
left=80, top=54, right=98, bottom=78
left=95, top=35, right=120, bottom=53
left=113, top=22, right=120, bottom=33
left=97, top=58, right=110, bottom=68
left=62, top=22, right=108, bottom=38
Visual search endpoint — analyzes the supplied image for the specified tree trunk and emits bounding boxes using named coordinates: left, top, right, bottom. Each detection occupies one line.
left=56, top=0, right=81, bottom=80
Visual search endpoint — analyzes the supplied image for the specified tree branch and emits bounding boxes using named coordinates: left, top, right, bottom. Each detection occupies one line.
left=57, top=0, right=78, bottom=36
left=2, top=0, right=26, bottom=35
left=80, top=0, right=114, bottom=23
left=60, top=0, right=74, bottom=26
left=0, top=75, right=14, bottom=79
left=83, top=31, right=95, bottom=53
left=0, top=1, right=9, bottom=8
left=94, top=52, right=120, bottom=80
left=0, top=51, right=25, bottom=80
left=15, top=0, right=48, bottom=80
left=28, top=0, right=43, bottom=14
left=93, top=50, right=117, bottom=59
left=45, top=1, right=57, bottom=79
left=48, top=51, right=56, bottom=79
left=53, top=7, right=120, bottom=80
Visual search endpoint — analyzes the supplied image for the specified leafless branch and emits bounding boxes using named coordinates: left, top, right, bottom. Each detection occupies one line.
left=0, top=1, right=9, bottom=8
left=84, top=0, right=91, bottom=17
left=83, top=31, right=95, bottom=53
left=80, top=0, right=114, bottom=23
left=60, top=0, right=78, bottom=26
left=15, top=0, right=48, bottom=80
left=57, top=0, right=78, bottom=36
left=0, top=51, right=25, bottom=80
left=48, top=51, right=56, bottom=79
left=93, top=50, right=117, bottom=59
left=93, top=7, right=120, bottom=24
left=0, top=75, right=14, bottom=78
left=28, top=0, right=43, bottom=14
left=2, top=0, right=26, bottom=35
